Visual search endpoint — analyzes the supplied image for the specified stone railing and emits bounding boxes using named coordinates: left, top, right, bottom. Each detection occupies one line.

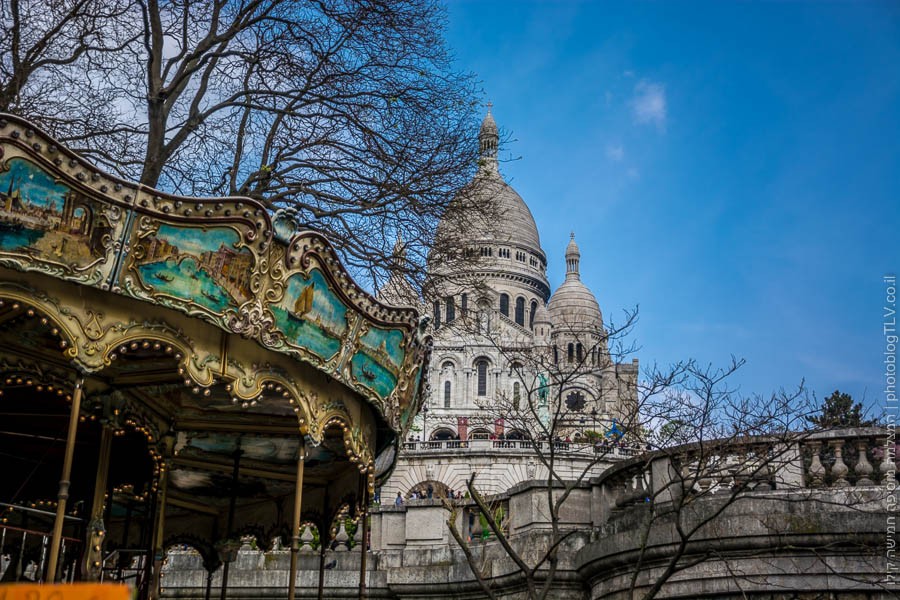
left=799, top=428, right=890, bottom=487
left=400, top=438, right=639, bottom=458
left=578, top=428, right=892, bottom=599
left=590, top=427, right=893, bottom=525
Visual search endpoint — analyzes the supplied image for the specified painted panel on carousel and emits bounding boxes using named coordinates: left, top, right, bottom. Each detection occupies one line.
left=401, top=362, right=427, bottom=430
left=350, top=326, right=404, bottom=398
left=0, top=157, right=115, bottom=281
left=271, top=268, right=347, bottom=361
left=130, top=224, right=254, bottom=315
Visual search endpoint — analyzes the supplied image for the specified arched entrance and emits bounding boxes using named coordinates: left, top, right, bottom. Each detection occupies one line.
left=429, top=428, right=458, bottom=441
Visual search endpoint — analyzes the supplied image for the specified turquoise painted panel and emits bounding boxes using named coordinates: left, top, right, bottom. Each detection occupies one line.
left=272, top=268, right=347, bottom=361
left=350, top=352, right=397, bottom=398
left=360, top=327, right=404, bottom=370
left=135, top=224, right=253, bottom=313
left=0, top=157, right=110, bottom=265
left=351, top=326, right=404, bottom=398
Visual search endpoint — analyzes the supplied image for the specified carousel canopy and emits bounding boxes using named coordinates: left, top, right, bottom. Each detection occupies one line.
left=0, top=113, right=430, bottom=559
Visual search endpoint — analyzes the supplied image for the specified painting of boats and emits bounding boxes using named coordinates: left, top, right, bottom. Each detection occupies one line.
left=287, top=282, right=314, bottom=322
left=271, top=269, right=347, bottom=361
left=0, top=157, right=111, bottom=266
left=134, top=224, right=253, bottom=314
left=350, top=326, right=404, bottom=398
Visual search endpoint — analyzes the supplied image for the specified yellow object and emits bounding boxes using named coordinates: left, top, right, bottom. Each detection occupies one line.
left=0, top=584, right=131, bottom=600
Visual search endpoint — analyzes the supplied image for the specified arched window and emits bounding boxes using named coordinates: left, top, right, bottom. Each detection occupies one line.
left=444, top=381, right=451, bottom=408
left=499, top=293, right=509, bottom=317
left=446, top=296, right=456, bottom=323
left=433, top=301, right=441, bottom=329
left=567, top=343, right=574, bottom=363
left=431, top=428, right=458, bottom=441
left=514, top=297, right=525, bottom=326
left=529, top=300, right=538, bottom=329
left=470, top=428, right=491, bottom=440
left=576, top=343, right=583, bottom=363
left=461, top=293, right=468, bottom=317
left=513, top=382, right=521, bottom=410
left=476, top=359, right=488, bottom=396
left=442, top=360, right=455, bottom=371
left=553, top=346, right=559, bottom=364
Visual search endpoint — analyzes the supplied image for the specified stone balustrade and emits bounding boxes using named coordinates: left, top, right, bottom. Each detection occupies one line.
left=592, top=427, right=893, bottom=524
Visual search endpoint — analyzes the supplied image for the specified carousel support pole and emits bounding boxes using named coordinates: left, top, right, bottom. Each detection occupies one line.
left=47, top=377, right=85, bottom=583
left=84, top=423, right=114, bottom=580
left=287, top=440, right=306, bottom=600
left=219, top=443, right=243, bottom=600
left=358, top=484, right=369, bottom=600
left=204, top=569, right=214, bottom=600
left=316, top=489, right=329, bottom=600
left=149, top=434, right=174, bottom=600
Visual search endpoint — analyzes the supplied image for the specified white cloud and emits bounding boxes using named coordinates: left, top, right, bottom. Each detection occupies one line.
left=631, top=80, right=667, bottom=130
left=605, top=144, right=624, bottom=161
left=626, top=167, right=640, bottom=180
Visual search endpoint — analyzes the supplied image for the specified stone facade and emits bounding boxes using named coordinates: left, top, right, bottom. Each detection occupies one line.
left=378, top=111, right=638, bottom=500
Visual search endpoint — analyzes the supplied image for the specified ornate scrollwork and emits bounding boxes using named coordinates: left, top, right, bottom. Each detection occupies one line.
left=226, top=300, right=277, bottom=345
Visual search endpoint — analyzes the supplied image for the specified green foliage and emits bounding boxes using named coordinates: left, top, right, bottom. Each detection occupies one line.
left=478, top=511, right=491, bottom=541
left=583, top=429, right=602, bottom=442
left=807, top=390, right=875, bottom=429
left=345, top=518, right=359, bottom=549
left=477, top=505, right=507, bottom=540
left=494, top=506, right=505, bottom=535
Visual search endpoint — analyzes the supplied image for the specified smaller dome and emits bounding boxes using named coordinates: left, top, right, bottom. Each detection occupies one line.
left=548, top=234, right=603, bottom=329
left=532, top=302, right=551, bottom=325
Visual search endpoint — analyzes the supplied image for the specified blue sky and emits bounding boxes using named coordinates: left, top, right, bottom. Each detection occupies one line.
left=444, top=1, right=899, bottom=413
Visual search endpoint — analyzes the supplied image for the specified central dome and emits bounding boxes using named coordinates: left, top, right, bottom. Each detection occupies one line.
left=435, top=109, right=542, bottom=255
left=440, top=170, right=542, bottom=252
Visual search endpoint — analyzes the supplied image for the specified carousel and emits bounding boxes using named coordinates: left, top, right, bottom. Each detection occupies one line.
left=0, top=114, right=429, bottom=598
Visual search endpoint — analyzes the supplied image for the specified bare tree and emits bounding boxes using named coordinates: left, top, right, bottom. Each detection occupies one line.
left=436, top=308, right=887, bottom=599
left=1, top=0, right=482, bottom=289
left=0, top=0, right=138, bottom=137
left=434, top=308, right=643, bottom=599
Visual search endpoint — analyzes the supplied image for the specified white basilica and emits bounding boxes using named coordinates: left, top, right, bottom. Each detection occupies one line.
left=382, top=109, right=637, bottom=446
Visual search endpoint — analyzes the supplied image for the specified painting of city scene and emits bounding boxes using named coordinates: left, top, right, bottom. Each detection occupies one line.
left=271, top=269, right=348, bottom=361
left=135, top=224, right=253, bottom=313
left=0, top=157, right=110, bottom=265
left=350, top=326, right=404, bottom=398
